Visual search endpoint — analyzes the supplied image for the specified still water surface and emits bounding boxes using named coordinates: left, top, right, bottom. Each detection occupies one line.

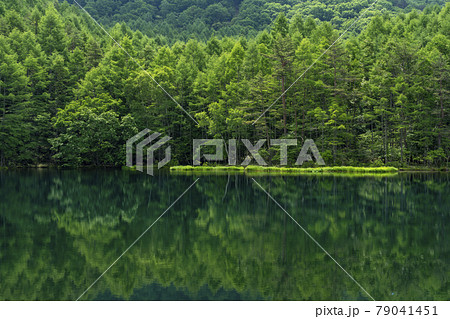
left=0, top=170, right=448, bottom=300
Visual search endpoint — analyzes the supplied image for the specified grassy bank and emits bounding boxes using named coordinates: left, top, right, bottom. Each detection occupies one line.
left=398, top=166, right=448, bottom=172
left=169, top=165, right=244, bottom=172
left=244, top=165, right=399, bottom=173
left=169, top=165, right=399, bottom=174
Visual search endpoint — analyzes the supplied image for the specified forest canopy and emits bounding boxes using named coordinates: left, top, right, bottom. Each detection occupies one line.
left=0, top=0, right=449, bottom=168
left=64, top=0, right=448, bottom=41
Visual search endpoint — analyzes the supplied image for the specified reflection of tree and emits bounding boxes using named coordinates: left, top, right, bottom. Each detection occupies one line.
left=0, top=171, right=448, bottom=300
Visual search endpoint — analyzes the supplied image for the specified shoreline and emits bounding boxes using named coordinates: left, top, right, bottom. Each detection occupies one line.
left=170, top=165, right=399, bottom=174
left=169, top=165, right=448, bottom=174
left=1, top=165, right=448, bottom=175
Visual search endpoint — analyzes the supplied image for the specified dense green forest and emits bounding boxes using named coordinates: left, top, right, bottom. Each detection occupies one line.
left=0, top=0, right=448, bottom=168
left=61, top=0, right=448, bottom=41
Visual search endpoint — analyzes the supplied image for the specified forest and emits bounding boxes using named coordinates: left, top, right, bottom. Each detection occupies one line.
left=0, top=0, right=449, bottom=168
left=64, top=0, right=448, bottom=41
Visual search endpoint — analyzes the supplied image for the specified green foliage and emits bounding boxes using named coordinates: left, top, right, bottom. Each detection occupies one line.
left=38, top=6, right=68, bottom=55
left=0, top=1, right=448, bottom=168
left=50, top=94, right=131, bottom=167
left=77, top=0, right=448, bottom=42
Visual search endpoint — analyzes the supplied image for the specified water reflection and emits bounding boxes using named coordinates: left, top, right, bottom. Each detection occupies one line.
left=0, top=169, right=448, bottom=300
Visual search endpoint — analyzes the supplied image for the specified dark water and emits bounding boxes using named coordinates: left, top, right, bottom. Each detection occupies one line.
left=0, top=169, right=448, bottom=301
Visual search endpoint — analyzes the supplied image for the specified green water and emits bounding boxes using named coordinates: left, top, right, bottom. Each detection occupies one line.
left=0, top=170, right=448, bottom=301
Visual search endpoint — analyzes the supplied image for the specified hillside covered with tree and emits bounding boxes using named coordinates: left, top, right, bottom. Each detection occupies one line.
left=66, top=0, right=448, bottom=41
left=0, top=0, right=448, bottom=168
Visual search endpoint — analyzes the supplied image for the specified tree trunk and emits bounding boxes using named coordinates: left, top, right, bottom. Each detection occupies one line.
left=438, top=77, right=443, bottom=148
left=281, top=75, right=287, bottom=136
left=302, top=87, right=306, bottom=141
left=294, top=102, right=298, bottom=138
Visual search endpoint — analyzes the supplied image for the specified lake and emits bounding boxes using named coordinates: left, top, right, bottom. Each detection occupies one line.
left=0, top=169, right=448, bottom=300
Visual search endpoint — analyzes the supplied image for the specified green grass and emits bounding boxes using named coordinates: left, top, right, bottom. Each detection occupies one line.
left=170, top=165, right=244, bottom=171
left=244, top=165, right=398, bottom=173
left=399, top=166, right=448, bottom=172
left=169, top=165, right=399, bottom=174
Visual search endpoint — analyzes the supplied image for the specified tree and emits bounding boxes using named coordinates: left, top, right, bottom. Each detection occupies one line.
left=38, top=7, right=68, bottom=55
left=268, top=33, right=294, bottom=136
left=0, top=44, right=31, bottom=165
left=85, top=37, right=102, bottom=69
left=50, top=94, right=122, bottom=166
